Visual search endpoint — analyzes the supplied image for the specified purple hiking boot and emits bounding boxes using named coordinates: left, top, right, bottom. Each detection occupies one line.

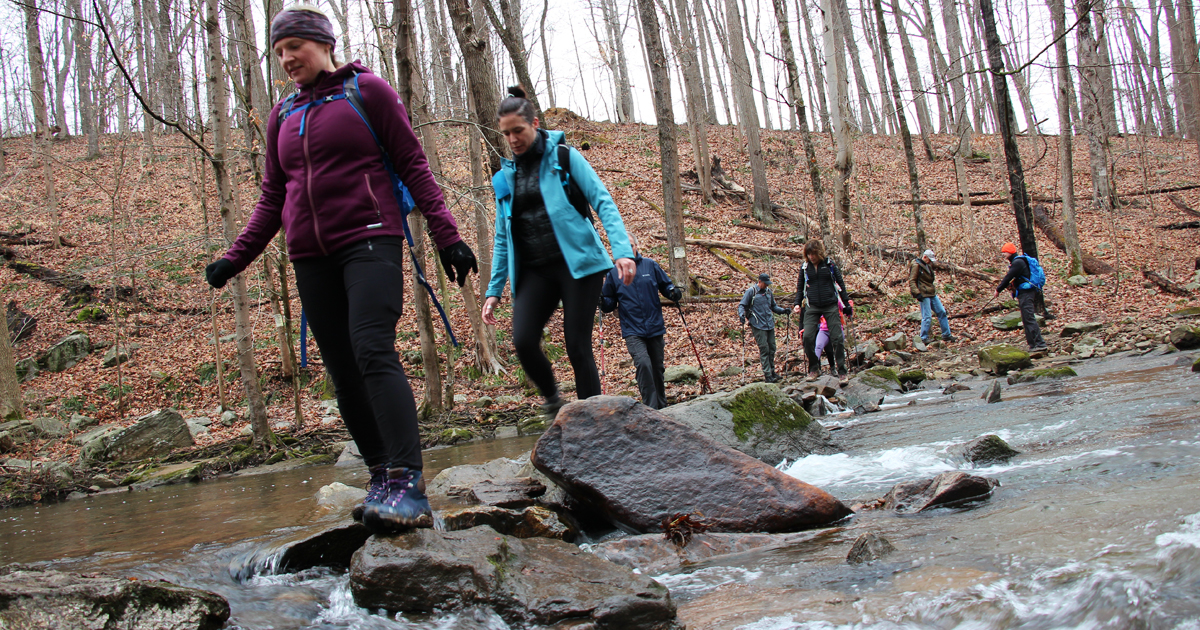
left=362, top=467, right=433, bottom=533
left=351, top=464, right=388, bottom=522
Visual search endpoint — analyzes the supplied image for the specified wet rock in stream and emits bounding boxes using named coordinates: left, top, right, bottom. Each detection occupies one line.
left=531, top=396, right=852, bottom=533
left=846, top=532, right=896, bottom=564
left=349, top=525, right=683, bottom=629
left=592, top=531, right=831, bottom=574
left=880, top=472, right=999, bottom=513
left=958, top=434, right=1021, bottom=465
left=0, top=566, right=230, bottom=630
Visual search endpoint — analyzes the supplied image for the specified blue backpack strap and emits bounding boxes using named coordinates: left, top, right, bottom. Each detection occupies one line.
left=340, top=74, right=457, bottom=347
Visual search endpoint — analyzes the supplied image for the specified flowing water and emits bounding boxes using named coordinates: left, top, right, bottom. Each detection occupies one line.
left=2, top=351, right=1198, bottom=629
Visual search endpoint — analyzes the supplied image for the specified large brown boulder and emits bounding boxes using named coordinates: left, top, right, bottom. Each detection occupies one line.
left=530, top=396, right=852, bottom=533
left=350, top=526, right=682, bottom=629
left=0, top=566, right=229, bottom=630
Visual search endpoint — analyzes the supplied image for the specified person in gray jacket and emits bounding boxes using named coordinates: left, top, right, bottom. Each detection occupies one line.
left=738, top=273, right=790, bottom=383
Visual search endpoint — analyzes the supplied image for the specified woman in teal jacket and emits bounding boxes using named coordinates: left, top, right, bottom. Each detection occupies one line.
left=481, top=87, right=635, bottom=418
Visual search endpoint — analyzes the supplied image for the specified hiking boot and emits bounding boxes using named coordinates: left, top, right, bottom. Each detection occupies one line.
left=362, top=467, right=433, bottom=533
left=838, top=372, right=850, bottom=387
left=542, top=394, right=567, bottom=422
left=1030, top=344, right=1048, bottom=353
left=765, top=374, right=781, bottom=383
left=942, top=334, right=958, bottom=343
left=806, top=372, right=820, bottom=382
left=352, top=464, right=388, bottom=522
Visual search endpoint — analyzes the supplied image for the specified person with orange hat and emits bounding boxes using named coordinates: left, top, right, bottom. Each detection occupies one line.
left=996, top=242, right=1047, bottom=351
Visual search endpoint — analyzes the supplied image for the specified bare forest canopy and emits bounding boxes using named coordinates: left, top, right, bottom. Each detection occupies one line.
left=0, top=0, right=1198, bottom=447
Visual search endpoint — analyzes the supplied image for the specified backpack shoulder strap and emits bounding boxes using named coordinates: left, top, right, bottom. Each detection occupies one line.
left=277, top=92, right=301, bottom=126
left=557, top=143, right=571, bottom=180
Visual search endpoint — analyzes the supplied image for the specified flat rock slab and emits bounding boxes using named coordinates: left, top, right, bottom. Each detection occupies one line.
left=441, top=504, right=575, bottom=540
left=531, top=396, right=851, bottom=533
left=427, top=456, right=526, bottom=499
left=0, top=567, right=229, bottom=630
left=881, top=472, right=999, bottom=514
left=592, top=531, right=830, bottom=574
left=350, top=526, right=683, bottom=629
left=471, top=477, right=546, bottom=508
left=659, top=382, right=836, bottom=464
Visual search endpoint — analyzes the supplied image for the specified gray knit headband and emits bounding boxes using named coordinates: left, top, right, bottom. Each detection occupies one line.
left=270, top=8, right=337, bottom=50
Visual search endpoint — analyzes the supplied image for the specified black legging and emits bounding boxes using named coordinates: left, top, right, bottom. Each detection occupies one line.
left=293, top=236, right=422, bottom=471
left=511, top=259, right=605, bottom=400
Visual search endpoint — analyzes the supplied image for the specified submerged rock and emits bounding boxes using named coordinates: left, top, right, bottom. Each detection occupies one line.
left=593, top=531, right=826, bottom=574
left=0, top=566, right=229, bottom=630
left=350, top=526, right=683, bottom=629
left=531, top=396, right=852, bottom=533
left=977, top=344, right=1032, bottom=375
left=881, top=472, right=999, bottom=513
left=959, top=435, right=1020, bottom=465
left=846, top=532, right=896, bottom=565
left=1006, top=365, right=1078, bottom=385
left=659, top=382, right=836, bottom=464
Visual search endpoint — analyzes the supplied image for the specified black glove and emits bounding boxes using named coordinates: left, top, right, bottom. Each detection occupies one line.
left=205, top=259, right=236, bottom=289
left=438, top=241, right=478, bottom=287
left=842, top=304, right=854, bottom=319
left=669, top=287, right=683, bottom=303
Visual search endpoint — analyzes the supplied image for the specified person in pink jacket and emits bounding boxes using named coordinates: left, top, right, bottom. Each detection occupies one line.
left=204, top=6, right=475, bottom=533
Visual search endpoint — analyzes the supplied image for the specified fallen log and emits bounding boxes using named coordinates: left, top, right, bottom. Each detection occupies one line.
left=736, top=222, right=788, bottom=234
left=706, top=248, right=757, bottom=281
left=1160, top=221, right=1200, bottom=230
left=857, top=244, right=998, bottom=283
left=1143, top=268, right=1192, bottom=296
left=893, top=197, right=1008, bottom=206
left=651, top=234, right=806, bottom=259
left=1167, top=194, right=1200, bottom=218
left=1030, top=204, right=1116, bottom=275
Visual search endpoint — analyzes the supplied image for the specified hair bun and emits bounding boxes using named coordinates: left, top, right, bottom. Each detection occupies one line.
left=507, top=85, right=527, bottom=99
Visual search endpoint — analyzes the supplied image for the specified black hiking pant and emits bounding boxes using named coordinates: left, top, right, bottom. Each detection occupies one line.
left=625, top=335, right=666, bottom=409
left=1017, top=290, right=1046, bottom=348
left=511, top=259, right=606, bottom=401
left=803, top=302, right=846, bottom=375
left=293, top=237, right=422, bottom=471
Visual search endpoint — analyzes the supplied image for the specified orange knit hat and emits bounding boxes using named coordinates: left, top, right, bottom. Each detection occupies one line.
left=1000, top=242, right=1018, bottom=255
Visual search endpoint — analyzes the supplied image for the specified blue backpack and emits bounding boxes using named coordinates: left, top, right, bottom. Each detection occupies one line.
left=1016, top=254, right=1046, bottom=293
left=278, top=74, right=457, bottom=346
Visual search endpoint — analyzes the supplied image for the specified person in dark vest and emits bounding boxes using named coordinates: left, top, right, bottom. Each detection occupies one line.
left=793, top=239, right=853, bottom=385
left=909, top=249, right=956, bottom=344
left=996, top=242, right=1047, bottom=351
left=481, top=86, right=636, bottom=420
left=739, top=273, right=790, bottom=383
left=204, top=5, right=477, bottom=533
left=599, top=235, right=682, bottom=409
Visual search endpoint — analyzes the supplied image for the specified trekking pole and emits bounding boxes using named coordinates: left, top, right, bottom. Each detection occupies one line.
left=675, top=303, right=712, bottom=394
left=596, top=310, right=607, bottom=395
left=740, top=321, right=747, bottom=384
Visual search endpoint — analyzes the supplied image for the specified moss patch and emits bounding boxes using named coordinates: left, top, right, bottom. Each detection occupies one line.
left=722, top=383, right=814, bottom=442
left=1006, top=366, right=1077, bottom=384
left=857, top=367, right=903, bottom=391
left=978, top=344, right=1033, bottom=375
left=898, top=369, right=927, bottom=386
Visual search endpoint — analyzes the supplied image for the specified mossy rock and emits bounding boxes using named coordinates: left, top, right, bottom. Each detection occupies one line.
left=856, top=367, right=903, bottom=392
left=990, top=310, right=1044, bottom=331
left=440, top=428, right=474, bottom=444
left=898, top=368, right=927, bottom=386
left=1169, top=325, right=1200, bottom=350
left=959, top=434, right=1020, bottom=465
left=660, top=382, right=835, bottom=463
left=1006, top=365, right=1078, bottom=385
left=1192, top=356, right=1200, bottom=373
left=977, top=344, right=1032, bottom=375
left=1170, top=306, right=1200, bottom=318
left=517, top=416, right=549, bottom=436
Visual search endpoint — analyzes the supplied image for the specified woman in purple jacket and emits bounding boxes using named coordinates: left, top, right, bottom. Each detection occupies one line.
left=204, top=6, right=476, bottom=533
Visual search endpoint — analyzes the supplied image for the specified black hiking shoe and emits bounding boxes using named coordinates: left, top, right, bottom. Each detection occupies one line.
left=352, top=464, right=388, bottom=522
left=542, top=394, right=567, bottom=422
left=362, top=467, right=433, bottom=533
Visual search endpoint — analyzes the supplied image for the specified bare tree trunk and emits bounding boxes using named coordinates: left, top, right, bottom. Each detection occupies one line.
left=739, top=0, right=773, bottom=130
left=539, top=0, right=555, bottom=108
left=874, top=0, right=926, bottom=251
left=980, top=0, right=1038, bottom=258
left=482, top=0, right=543, bottom=117
left=0, top=323, right=21, bottom=422
left=51, top=18, right=74, bottom=138
left=894, top=0, right=935, bottom=158
left=701, top=0, right=735, bottom=124
left=798, top=0, right=830, bottom=131
left=206, top=0, right=272, bottom=446
left=637, top=0, right=691, bottom=287
left=666, top=0, right=713, bottom=201
left=723, top=0, right=772, bottom=221
left=916, top=0, right=950, bottom=132
left=447, top=0, right=506, bottom=173
left=693, top=0, right=719, bottom=122
left=1050, top=0, right=1083, bottom=276
left=230, top=0, right=269, bottom=183
left=1116, top=0, right=1159, bottom=135
left=23, top=0, right=60, bottom=249
left=1178, top=0, right=1200, bottom=160
left=942, top=0, right=973, bottom=157
left=69, top=0, right=100, bottom=159
left=861, top=0, right=895, bottom=133
left=1148, top=0, right=1176, bottom=135
left=773, top=0, right=829, bottom=242
left=1077, top=0, right=1115, bottom=212
left=838, top=0, right=879, bottom=134
left=1092, top=0, right=1120, bottom=135
left=823, top=0, right=854, bottom=228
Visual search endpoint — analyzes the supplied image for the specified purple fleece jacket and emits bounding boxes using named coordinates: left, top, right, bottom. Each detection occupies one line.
left=222, top=62, right=461, bottom=272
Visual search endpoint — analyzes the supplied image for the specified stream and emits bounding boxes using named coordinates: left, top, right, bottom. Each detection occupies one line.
left=1, top=350, right=1198, bottom=629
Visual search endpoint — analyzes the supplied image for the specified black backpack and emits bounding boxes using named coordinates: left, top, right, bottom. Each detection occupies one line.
left=556, top=143, right=594, bottom=223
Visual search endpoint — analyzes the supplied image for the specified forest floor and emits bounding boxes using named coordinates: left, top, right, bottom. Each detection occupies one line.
left=1, top=112, right=1197, bottom=507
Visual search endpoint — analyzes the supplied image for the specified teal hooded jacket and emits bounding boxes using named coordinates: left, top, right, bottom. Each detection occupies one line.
left=486, top=129, right=634, bottom=299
